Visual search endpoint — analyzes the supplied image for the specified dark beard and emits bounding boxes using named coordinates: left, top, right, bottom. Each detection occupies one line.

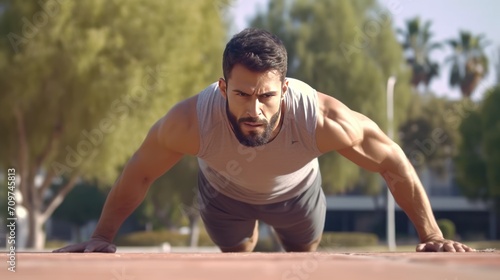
left=226, top=101, right=281, bottom=147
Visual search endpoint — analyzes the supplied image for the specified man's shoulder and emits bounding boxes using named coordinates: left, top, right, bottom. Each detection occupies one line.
left=157, top=94, right=200, bottom=154
left=171, top=81, right=219, bottom=119
left=286, top=78, right=316, bottom=92
left=162, top=95, right=198, bottom=129
left=286, top=78, right=318, bottom=106
left=197, top=81, right=220, bottom=98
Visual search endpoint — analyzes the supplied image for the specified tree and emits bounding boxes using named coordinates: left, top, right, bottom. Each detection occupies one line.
left=131, top=156, right=202, bottom=246
left=495, top=47, right=500, bottom=85
left=455, top=86, right=500, bottom=238
left=397, top=17, right=441, bottom=91
left=0, top=180, right=6, bottom=232
left=52, top=180, right=107, bottom=242
left=398, top=94, right=465, bottom=176
left=447, top=31, right=490, bottom=98
left=0, top=0, right=227, bottom=249
left=250, top=0, right=412, bottom=194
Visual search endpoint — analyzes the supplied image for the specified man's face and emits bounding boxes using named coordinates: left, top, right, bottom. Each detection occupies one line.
left=219, top=64, right=288, bottom=147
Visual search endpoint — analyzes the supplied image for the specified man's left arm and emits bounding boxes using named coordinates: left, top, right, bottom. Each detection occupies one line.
left=316, top=92, right=474, bottom=252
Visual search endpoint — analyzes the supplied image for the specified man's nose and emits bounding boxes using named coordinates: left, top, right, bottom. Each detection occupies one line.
left=247, top=98, right=262, bottom=118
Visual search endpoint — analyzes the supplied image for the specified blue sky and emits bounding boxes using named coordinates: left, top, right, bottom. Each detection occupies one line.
left=228, top=0, right=500, bottom=101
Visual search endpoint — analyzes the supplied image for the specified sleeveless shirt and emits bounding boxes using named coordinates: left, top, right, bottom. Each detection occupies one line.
left=195, top=78, right=323, bottom=204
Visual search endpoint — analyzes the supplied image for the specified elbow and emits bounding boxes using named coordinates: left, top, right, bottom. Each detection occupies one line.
left=380, top=143, right=414, bottom=179
left=140, top=176, right=154, bottom=189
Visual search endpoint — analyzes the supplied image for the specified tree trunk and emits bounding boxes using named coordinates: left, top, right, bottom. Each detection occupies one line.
left=188, top=214, right=200, bottom=247
left=14, top=106, right=67, bottom=250
left=25, top=172, right=79, bottom=249
left=72, top=225, right=82, bottom=243
left=145, top=222, right=153, bottom=232
left=27, top=209, right=46, bottom=250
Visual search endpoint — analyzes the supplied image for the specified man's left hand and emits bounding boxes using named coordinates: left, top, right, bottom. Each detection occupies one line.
left=416, top=238, right=476, bottom=252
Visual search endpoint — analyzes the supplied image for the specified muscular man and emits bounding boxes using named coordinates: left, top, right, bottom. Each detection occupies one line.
left=54, top=28, right=474, bottom=253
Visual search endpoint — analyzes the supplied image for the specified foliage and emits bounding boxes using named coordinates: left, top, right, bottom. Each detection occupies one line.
left=446, top=31, right=490, bottom=98
left=455, top=86, right=500, bottom=209
left=397, top=17, right=441, bottom=91
left=250, top=0, right=413, bottom=194
left=44, top=239, right=70, bottom=249
left=52, top=180, right=107, bottom=226
left=437, top=219, right=456, bottom=240
left=398, top=94, right=469, bottom=175
left=0, top=0, right=227, bottom=248
left=319, top=232, right=379, bottom=248
left=135, top=156, right=199, bottom=230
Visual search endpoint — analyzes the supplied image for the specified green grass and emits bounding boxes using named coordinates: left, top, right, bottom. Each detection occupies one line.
left=45, top=240, right=70, bottom=249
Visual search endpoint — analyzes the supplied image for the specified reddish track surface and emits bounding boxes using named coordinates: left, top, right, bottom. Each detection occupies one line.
left=2, top=251, right=499, bottom=280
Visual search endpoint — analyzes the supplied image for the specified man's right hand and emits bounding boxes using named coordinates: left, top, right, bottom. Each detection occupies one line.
left=52, top=237, right=116, bottom=253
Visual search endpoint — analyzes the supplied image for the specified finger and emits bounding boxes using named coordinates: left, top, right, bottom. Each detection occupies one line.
left=416, top=243, right=426, bottom=252
left=416, top=242, right=438, bottom=252
left=425, top=242, right=444, bottom=252
left=84, top=243, right=96, bottom=253
left=53, top=244, right=86, bottom=253
left=436, top=243, right=445, bottom=252
left=443, top=243, right=456, bottom=252
left=463, top=245, right=476, bottom=252
left=105, top=244, right=117, bottom=253
left=453, top=243, right=465, bottom=252
left=53, top=246, right=83, bottom=253
left=458, top=243, right=475, bottom=252
left=85, top=242, right=116, bottom=253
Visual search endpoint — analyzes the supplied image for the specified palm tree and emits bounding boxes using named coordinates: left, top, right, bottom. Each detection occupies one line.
left=398, top=17, right=441, bottom=91
left=447, top=31, right=490, bottom=98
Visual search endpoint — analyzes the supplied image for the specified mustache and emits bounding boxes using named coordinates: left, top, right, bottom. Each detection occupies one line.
left=238, top=117, right=268, bottom=124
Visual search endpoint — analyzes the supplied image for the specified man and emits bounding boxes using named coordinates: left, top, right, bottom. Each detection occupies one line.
left=54, top=28, right=474, bottom=253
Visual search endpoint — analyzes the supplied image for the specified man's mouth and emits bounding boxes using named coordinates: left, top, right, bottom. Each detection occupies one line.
left=243, top=122, right=264, bottom=127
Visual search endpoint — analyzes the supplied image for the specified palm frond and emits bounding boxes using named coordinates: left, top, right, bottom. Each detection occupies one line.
left=428, top=42, right=442, bottom=50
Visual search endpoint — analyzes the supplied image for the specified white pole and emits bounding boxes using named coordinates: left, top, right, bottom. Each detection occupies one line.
left=387, top=76, right=397, bottom=252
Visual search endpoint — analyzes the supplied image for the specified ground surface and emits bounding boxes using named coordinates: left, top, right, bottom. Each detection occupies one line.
left=1, top=250, right=499, bottom=280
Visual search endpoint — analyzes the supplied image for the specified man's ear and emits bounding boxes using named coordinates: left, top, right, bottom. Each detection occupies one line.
left=281, top=79, right=289, bottom=99
left=219, top=78, right=227, bottom=99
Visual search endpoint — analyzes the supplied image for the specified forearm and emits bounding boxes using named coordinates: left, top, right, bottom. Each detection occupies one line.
left=91, top=168, right=151, bottom=242
left=381, top=147, right=443, bottom=242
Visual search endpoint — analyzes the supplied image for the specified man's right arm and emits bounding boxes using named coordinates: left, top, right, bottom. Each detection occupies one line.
left=53, top=96, right=199, bottom=252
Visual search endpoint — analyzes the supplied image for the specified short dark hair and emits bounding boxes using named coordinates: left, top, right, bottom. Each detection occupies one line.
left=222, top=28, right=288, bottom=82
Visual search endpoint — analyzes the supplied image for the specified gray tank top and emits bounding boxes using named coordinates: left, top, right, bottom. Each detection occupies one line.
left=195, top=78, right=322, bottom=204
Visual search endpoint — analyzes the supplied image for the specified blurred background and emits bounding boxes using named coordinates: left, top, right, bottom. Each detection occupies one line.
left=0, top=0, right=499, bottom=252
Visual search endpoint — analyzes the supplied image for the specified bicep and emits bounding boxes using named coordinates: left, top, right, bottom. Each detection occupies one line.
left=316, top=92, right=403, bottom=173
